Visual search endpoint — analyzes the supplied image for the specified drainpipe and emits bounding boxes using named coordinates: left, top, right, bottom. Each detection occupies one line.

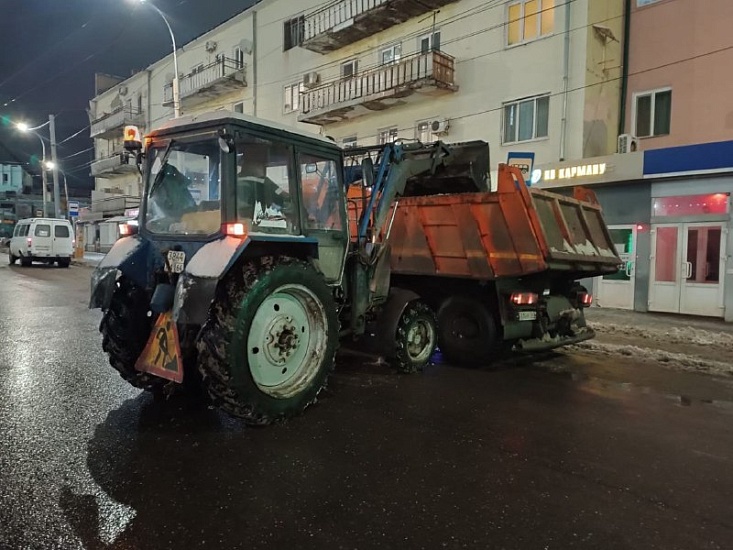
left=252, top=10, right=258, bottom=117
left=559, top=0, right=571, bottom=161
left=618, top=0, right=631, bottom=136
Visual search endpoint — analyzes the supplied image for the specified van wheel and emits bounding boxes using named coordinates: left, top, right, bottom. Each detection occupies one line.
left=437, top=295, right=498, bottom=366
left=197, top=256, right=339, bottom=425
left=8, top=252, right=17, bottom=265
left=20, top=256, right=32, bottom=267
left=100, top=278, right=167, bottom=392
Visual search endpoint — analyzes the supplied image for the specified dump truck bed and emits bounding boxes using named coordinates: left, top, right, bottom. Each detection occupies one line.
left=387, top=165, right=621, bottom=280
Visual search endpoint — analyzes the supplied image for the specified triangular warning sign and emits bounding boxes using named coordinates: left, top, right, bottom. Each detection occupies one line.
left=135, top=311, right=184, bottom=383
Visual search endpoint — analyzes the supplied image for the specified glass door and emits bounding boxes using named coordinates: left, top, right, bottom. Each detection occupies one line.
left=595, top=225, right=636, bottom=309
left=679, top=224, right=725, bottom=317
left=649, top=224, right=681, bottom=313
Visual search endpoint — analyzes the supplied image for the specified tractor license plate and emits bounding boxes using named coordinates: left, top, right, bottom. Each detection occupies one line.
left=166, top=250, right=185, bottom=273
left=518, top=311, right=537, bottom=322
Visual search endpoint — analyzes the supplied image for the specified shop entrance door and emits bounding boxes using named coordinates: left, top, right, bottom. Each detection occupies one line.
left=649, top=223, right=726, bottom=316
left=595, top=225, right=636, bottom=309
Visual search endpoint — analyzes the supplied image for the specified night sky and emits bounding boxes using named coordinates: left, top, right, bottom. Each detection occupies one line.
left=0, top=0, right=256, bottom=196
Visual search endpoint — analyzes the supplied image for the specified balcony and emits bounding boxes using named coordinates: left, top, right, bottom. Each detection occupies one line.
left=90, top=107, right=145, bottom=140
left=164, top=57, right=246, bottom=109
left=299, top=50, right=457, bottom=125
left=302, top=0, right=459, bottom=54
left=91, top=152, right=138, bottom=178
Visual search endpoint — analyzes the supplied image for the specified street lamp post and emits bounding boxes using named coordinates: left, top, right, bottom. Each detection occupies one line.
left=16, top=122, right=49, bottom=217
left=44, top=162, right=70, bottom=219
left=140, top=0, right=181, bottom=118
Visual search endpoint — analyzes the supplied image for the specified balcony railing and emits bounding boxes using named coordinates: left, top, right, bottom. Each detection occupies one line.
left=90, top=107, right=145, bottom=140
left=163, top=57, right=246, bottom=109
left=90, top=152, right=138, bottom=178
left=299, top=50, right=457, bottom=125
left=302, top=0, right=458, bottom=54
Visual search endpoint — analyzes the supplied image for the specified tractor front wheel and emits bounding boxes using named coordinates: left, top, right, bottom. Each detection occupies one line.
left=99, top=277, right=167, bottom=392
left=197, top=257, right=339, bottom=425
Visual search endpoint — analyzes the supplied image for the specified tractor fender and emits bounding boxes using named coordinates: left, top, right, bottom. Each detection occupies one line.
left=172, top=235, right=321, bottom=326
left=372, top=288, right=421, bottom=354
left=89, top=236, right=150, bottom=310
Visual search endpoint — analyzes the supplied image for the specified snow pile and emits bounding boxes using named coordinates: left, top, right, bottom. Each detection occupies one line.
left=589, top=321, right=733, bottom=349
left=573, top=340, right=733, bottom=377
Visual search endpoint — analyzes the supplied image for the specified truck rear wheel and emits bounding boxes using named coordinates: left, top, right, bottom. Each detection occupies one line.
left=391, top=301, right=438, bottom=373
left=99, top=278, right=167, bottom=392
left=197, top=257, right=339, bottom=425
left=437, top=295, right=498, bottom=366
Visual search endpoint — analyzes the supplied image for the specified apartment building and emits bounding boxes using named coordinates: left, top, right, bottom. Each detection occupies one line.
left=534, top=0, right=733, bottom=321
left=89, top=0, right=625, bottom=196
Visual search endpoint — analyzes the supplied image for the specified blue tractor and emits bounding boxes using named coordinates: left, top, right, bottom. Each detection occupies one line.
left=90, top=112, right=487, bottom=425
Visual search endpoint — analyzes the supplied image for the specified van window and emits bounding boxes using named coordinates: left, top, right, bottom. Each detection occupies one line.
left=13, top=225, right=21, bottom=237
left=34, top=224, right=51, bottom=237
left=54, top=225, right=70, bottom=238
left=19, top=225, right=29, bottom=237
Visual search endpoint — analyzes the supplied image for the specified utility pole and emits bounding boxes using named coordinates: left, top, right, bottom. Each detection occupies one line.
left=49, top=114, right=61, bottom=218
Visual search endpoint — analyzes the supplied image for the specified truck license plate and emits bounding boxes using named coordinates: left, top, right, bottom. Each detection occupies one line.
left=167, top=250, right=185, bottom=273
left=518, top=311, right=537, bottom=322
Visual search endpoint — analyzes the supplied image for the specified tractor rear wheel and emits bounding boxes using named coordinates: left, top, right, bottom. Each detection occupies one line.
left=390, top=300, right=438, bottom=373
left=99, top=277, right=167, bottom=392
left=197, top=257, right=339, bottom=425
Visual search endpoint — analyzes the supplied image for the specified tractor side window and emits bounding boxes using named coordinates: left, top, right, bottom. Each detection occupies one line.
left=235, top=135, right=296, bottom=233
left=299, top=154, right=343, bottom=231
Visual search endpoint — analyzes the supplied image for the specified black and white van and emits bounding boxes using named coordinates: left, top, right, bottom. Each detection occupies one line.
left=8, top=218, right=74, bottom=267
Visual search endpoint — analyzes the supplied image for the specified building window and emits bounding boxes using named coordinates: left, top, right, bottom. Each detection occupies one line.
left=503, top=94, right=550, bottom=143
left=234, top=47, right=245, bottom=69
left=634, top=89, right=672, bottom=138
left=507, top=0, right=555, bottom=45
left=380, top=44, right=402, bottom=65
left=416, top=120, right=437, bottom=143
left=233, top=101, right=244, bottom=113
left=378, top=127, right=399, bottom=145
left=283, top=82, right=304, bottom=113
left=2, top=174, right=7, bottom=183
left=341, top=60, right=358, bottom=78
left=284, top=16, right=305, bottom=51
left=419, top=31, right=441, bottom=54
left=343, top=136, right=358, bottom=148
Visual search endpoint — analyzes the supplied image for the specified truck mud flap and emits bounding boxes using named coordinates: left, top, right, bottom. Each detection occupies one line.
left=514, top=327, right=595, bottom=353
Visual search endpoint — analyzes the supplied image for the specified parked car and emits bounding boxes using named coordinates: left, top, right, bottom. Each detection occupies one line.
left=8, top=218, right=74, bottom=267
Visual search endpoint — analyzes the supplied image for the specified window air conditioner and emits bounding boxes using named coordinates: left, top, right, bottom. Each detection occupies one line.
left=618, top=133, right=638, bottom=154
left=303, top=72, right=321, bottom=89
left=431, top=118, right=450, bottom=135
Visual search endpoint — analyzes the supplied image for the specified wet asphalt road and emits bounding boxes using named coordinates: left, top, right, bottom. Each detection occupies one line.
left=1, top=262, right=732, bottom=549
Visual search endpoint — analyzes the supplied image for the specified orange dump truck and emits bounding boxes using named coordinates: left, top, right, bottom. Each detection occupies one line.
left=346, top=144, right=621, bottom=365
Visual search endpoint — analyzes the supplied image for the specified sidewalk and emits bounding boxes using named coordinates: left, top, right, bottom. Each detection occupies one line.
left=585, top=305, right=733, bottom=335
left=71, top=252, right=106, bottom=268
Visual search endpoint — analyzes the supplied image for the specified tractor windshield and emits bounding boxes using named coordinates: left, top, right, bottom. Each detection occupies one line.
left=144, top=137, right=222, bottom=236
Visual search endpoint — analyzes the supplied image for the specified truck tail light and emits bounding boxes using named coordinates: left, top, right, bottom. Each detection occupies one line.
left=510, top=292, right=538, bottom=306
left=26, top=237, right=32, bottom=247
left=578, top=292, right=593, bottom=307
left=222, top=222, right=247, bottom=238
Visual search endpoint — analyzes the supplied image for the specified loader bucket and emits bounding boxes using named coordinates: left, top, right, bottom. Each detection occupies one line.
left=404, top=140, right=490, bottom=196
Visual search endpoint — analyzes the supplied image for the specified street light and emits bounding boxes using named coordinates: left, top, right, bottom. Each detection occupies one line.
left=138, top=0, right=181, bottom=118
left=16, top=122, right=49, bottom=217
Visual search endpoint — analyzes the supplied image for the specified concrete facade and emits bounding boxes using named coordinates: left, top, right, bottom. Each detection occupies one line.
left=89, top=0, right=624, bottom=201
